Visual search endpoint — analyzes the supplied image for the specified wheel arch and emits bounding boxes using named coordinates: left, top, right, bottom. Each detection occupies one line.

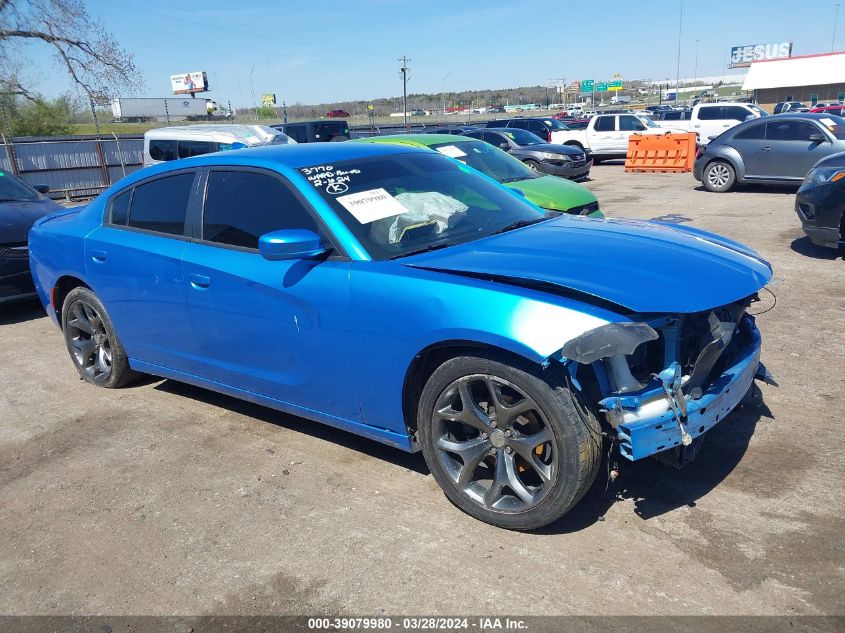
left=52, top=275, right=91, bottom=322
left=401, top=339, right=546, bottom=441
left=702, top=150, right=745, bottom=181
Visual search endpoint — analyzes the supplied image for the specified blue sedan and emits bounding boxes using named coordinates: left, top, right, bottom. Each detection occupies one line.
left=29, top=142, right=774, bottom=530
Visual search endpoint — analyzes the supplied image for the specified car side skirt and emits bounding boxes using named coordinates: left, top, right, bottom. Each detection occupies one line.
left=130, top=359, right=416, bottom=452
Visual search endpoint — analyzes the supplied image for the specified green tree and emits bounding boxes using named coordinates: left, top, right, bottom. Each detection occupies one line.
left=0, top=94, right=72, bottom=136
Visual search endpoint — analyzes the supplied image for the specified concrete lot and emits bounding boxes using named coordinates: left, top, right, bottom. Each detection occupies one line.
left=1, top=164, right=843, bottom=617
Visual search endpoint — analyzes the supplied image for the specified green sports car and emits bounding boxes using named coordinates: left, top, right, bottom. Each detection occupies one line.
left=354, top=134, right=602, bottom=217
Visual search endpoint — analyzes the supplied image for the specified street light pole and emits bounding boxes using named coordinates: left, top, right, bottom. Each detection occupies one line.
left=834, top=3, right=841, bottom=52
left=675, top=0, right=683, bottom=102
left=441, top=71, right=452, bottom=124
left=399, top=56, right=410, bottom=132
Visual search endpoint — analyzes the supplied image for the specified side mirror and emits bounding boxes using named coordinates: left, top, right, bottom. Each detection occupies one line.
left=809, top=133, right=827, bottom=143
left=744, top=115, right=756, bottom=121
left=498, top=142, right=510, bottom=150
left=33, top=184, right=50, bottom=194
left=258, top=229, right=328, bottom=261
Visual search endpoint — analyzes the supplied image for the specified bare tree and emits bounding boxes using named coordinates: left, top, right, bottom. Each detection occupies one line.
left=0, top=0, right=140, bottom=101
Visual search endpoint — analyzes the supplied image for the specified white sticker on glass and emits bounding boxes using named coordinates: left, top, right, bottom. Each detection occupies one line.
left=436, top=145, right=468, bottom=158
left=336, top=188, right=409, bottom=224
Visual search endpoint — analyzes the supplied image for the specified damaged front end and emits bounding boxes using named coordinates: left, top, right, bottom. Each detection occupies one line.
left=559, top=295, right=775, bottom=467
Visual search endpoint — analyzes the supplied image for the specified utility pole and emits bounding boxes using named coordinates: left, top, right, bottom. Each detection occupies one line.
left=834, top=3, right=841, bottom=52
left=399, top=56, right=410, bottom=132
left=441, top=71, right=452, bottom=124
left=675, top=0, right=683, bottom=100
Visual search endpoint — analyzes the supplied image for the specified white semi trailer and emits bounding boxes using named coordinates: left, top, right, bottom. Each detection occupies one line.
left=110, top=98, right=220, bottom=122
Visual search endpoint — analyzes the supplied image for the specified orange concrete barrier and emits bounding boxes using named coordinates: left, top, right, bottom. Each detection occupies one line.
left=625, top=132, right=698, bottom=173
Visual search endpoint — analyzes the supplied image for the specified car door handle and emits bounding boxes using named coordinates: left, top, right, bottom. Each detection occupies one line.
left=91, top=250, right=107, bottom=263
left=761, top=146, right=772, bottom=151
left=189, top=274, right=211, bottom=289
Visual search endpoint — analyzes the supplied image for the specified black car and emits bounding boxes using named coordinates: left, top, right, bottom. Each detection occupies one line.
left=795, top=151, right=845, bottom=249
left=425, top=125, right=479, bottom=135
left=464, top=128, right=591, bottom=180
left=270, top=120, right=350, bottom=142
left=484, top=117, right=569, bottom=143
left=0, top=172, right=61, bottom=304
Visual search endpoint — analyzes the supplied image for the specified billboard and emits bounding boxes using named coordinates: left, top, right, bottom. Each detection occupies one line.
left=261, top=93, right=276, bottom=106
left=170, top=71, right=208, bottom=95
left=729, top=42, right=792, bottom=68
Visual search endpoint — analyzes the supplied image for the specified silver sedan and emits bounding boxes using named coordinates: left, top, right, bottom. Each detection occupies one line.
left=693, top=113, right=845, bottom=192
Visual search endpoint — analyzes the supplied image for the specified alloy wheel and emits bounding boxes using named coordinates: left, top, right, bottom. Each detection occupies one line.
left=66, top=300, right=113, bottom=380
left=708, top=163, right=731, bottom=189
left=432, top=374, right=557, bottom=513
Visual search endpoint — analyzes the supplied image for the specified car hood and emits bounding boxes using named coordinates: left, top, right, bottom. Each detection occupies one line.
left=402, top=216, right=772, bottom=314
left=506, top=176, right=597, bottom=214
left=0, top=198, right=62, bottom=243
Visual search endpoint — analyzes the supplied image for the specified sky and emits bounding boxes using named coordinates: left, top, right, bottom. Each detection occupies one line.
left=20, top=0, right=845, bottom=107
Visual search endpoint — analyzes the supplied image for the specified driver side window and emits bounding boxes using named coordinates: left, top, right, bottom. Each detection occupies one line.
left=202, top=170, right=320, bottom=249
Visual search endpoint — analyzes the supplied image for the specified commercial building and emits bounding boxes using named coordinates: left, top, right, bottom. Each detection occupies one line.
left=743, top=51, right=845, bottom=111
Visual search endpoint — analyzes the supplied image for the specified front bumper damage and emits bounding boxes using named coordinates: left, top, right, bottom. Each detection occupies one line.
left=606, top=319, right=763, bottom=461
left=563, top=306, right=772, bottom=466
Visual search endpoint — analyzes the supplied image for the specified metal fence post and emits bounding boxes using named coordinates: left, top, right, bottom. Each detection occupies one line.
left=94, top=138, right=111, bottom=188
left=1, top=133, right=20, bottom=177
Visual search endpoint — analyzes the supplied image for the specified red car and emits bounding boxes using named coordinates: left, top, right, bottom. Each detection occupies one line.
left=809, top=104, right=844, bottom=116
left=326, top=109, right=350, bottom=118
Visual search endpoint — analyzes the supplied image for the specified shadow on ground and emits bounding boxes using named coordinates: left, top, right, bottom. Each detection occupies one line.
left=0, top=298, right=46, bottom=325
left=153, top=379, right=429, bottom=476
left=538, top=394, right=774, bottom=535
left=790, top=236, right=843, bottom=260
left=694, top=184, right=799, bottom=195
left=154, top=374, right=774, bottom=535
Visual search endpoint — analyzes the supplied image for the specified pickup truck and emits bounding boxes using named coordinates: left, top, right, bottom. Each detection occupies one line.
left=553, top=113, right=686, bottom=163
left=653, top=102, right=767, bottom=143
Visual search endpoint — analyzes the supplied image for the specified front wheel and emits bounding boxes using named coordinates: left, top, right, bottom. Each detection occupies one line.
left=523, top=159, right=541, bottom=172
left=703, top=160, right=736, bottom=192
left=61, top=287, right=140, bottom=388
left=417, top=353, right=602, bottom=530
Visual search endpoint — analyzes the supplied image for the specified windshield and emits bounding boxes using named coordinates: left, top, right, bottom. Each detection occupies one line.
left=300, top=153, right=545, bottom=260
left=637, top=115, right=660, bottom=128
left=543, top=118, right=570, bottom=131
left=0, top=171, right=39, bottom=202
left=429, top=140, right=538, bottom=183
left=500, top=128, right=545, bottom=146
left=748, top=105, right=767, bottom=117
left=818, top=115, right=845, bottom=140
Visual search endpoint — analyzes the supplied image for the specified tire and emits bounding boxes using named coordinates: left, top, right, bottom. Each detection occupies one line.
left=591, top=156, right=602, bottom=165
left=61, top=287, right=140, bottom=388
left=703, top=160, right=736, bottom=192
left=329, top=135, right=349, bottom=142
left=523, top=159, right=541, bottom=172
left=417, top=351, right=602, bottom=530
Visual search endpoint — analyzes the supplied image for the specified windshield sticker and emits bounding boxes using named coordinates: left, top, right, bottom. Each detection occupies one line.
left=336, top=188, right=409, bottom=224
left=820, top=118, right=837, bottom=129
left=435, top=145, right=467, bottom=159
left=300, top=165, right=362, bottom=192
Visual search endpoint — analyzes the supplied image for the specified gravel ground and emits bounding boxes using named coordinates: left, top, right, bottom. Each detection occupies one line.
left=0, top=163, right=843, bottom=618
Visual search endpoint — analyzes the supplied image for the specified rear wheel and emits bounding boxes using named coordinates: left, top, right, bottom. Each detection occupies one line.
left=703, top=160, right=736, bottom=192
left=61, top=287, right=139, bottom=388
left=417, top=352, right=602, bottom=530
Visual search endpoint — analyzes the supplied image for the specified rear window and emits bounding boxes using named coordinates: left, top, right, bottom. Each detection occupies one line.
left=315, top=122, right=349, bottom=139
left=594, top=116, right=615, bottom=131
left=177, top=140, right=217, bottom=159
left=127, top=173, right=195, bottom=236
left=149, top=139, right=177, bottom=162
